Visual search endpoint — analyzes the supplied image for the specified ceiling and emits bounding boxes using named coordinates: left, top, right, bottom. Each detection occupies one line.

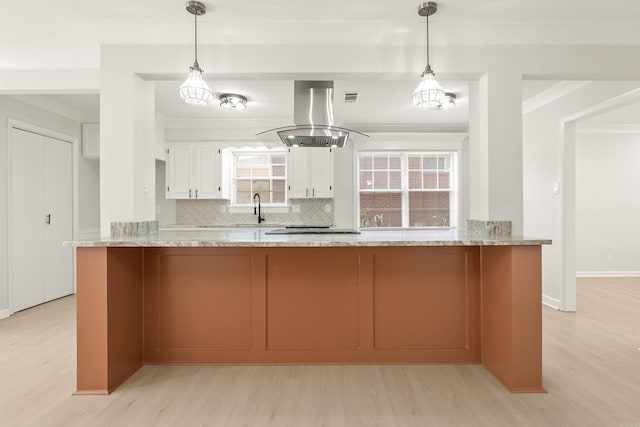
left=4, top=1, right=640, bottom=128
left=3, top=0, right=640, bottom=70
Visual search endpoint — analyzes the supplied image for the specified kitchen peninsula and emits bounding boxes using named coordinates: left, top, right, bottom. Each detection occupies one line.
left=67, top=228, right=550, bottom=395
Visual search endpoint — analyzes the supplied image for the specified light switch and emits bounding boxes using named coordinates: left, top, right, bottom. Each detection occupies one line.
left=552, top=182, right=560, bottom=195
left=325, top=204, right=331, bottom=213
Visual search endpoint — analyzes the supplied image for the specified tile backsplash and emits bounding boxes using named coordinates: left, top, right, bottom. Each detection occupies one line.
left=176, top=199, right=335, bottom=226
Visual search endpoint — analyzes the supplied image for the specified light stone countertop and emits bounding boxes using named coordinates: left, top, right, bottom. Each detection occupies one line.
left=64, top=228, right=552, bottom=248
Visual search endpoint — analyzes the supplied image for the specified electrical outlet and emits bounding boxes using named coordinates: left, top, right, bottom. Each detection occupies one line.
left=291, top=204, right=301, bottom=213
left=325, top=204, right=331, bottom=213
left=220, top=205, right=226, bottom=213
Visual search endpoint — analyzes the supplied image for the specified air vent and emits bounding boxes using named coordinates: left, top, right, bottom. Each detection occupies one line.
left=344, top=92, right=358, bottom=103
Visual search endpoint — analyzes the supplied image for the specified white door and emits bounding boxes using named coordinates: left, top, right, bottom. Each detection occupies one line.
left=10, top=128, right=74, bottom=312
left=44, top=137, right=74, bottom=301
left=10, top=128, right=46, bottom=311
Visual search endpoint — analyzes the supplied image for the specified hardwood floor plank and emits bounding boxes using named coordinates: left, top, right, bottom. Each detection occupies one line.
left=1, top=278, right=639, bottom=426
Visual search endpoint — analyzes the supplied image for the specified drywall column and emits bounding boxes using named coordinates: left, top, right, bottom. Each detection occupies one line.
left=333, top=147, right=355, bottom=228
left=470, top=71, right=524, bottom=234
left=99, top=56, right=156, bottom=236
left=467, top=81, right=488, bottom=222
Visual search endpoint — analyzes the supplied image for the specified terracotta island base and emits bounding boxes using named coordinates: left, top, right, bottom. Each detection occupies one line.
left=70, top=230, right=549, bottom=395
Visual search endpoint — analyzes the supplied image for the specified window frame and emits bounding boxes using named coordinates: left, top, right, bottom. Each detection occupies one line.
left=230, top=148, right=289, bottom=208
left=357, top=150, right=459, bottom=229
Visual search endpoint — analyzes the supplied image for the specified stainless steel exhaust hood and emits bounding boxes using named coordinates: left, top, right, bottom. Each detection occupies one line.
left=257, top=81, right=368, bottom=148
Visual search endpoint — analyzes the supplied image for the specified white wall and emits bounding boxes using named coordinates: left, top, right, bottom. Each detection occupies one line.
left=575, top=132, right=640, bottom=276
left=523, top=81, right=640, bottom=310
left=78, top=157, right=100, bottom=237
left=0, top=96, right=100, bottom=317
left=155, top=160, right=176, bottom=225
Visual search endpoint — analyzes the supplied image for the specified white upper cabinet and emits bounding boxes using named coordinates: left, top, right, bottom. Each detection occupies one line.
left=287, top=147, right=333, bottom=198
left=166, top=144, right=222, bottom=199
left=81, top=123, right=100, bottom=158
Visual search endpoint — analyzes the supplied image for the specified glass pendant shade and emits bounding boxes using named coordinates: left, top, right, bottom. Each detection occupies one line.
left=180, top=64, right=213, bottom=106
left=412, top=67, right=445, bottom=109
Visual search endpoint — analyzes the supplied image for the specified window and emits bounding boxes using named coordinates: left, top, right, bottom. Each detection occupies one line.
left=358, top=152, right=457, bottom=228
left=233, top=151, right=287, bottom=205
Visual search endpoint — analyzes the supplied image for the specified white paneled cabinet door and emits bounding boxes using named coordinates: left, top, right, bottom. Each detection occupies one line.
left=287, top=147, right=334, bottom=198
left=43, top=137, right=73, bottom=301
left=166, top=144, right=223, bottom=199
left=10, top=128, right=73, bottom=312
left=10, top=129, right=46, bottom=311
left=195, top=146, right=221, bottom=199
left=287, top=147, right=309, bottom=198
left=166, top=145, right=192, bottom=199
left=309, top=148, right=333, bottom=198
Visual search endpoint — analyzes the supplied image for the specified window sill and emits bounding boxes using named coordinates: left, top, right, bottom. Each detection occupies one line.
left=228, top=205, right=291, bottom=214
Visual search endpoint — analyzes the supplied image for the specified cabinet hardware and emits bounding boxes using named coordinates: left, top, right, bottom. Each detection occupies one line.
left=218, top=186, right=221, bottom=192
left=330, top=185, right=332, bottom=190
left=45, top=214, right=51, bottom=225
left=167, top=186, right=170, bottom=192
left=288, top=185, right=290, bottom=191
left=189, top=189, right=192, bottom=198
left=305, top=188, right=308, bottom=197
left=312, top=188, right=315, bottom=197
left=166, top=148, right=169, bottom=154
left=195, top=189, right=198, bottom=198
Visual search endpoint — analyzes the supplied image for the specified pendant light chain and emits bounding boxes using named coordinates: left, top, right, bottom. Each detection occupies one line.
left=194, top=11, right=198, bottom=66
left=426, top=9, right=430, bottom=69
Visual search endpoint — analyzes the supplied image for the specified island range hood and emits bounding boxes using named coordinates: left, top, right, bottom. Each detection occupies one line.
left=257, top=81, right=368, bottom=148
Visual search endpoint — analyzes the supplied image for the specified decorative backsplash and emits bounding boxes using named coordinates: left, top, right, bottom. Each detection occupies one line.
left=467, top=219, right=512, bottom=236
left=176, top=199, right=335, bottom=226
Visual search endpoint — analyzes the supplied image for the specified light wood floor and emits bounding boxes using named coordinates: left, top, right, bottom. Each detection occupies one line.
left=1, top=277, right=639, bottom=427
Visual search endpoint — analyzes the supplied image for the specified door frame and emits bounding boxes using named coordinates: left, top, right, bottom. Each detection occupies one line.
left=7, top=119, right=79, bottom=315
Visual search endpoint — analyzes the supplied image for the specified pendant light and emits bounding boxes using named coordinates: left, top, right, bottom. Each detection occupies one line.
left=179, top=1, right=213, bottom=106
left=412, top=2, right=445, bottom=109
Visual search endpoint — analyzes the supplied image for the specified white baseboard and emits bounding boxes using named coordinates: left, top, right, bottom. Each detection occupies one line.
left=0, top=308, right=10, bottom=320
left=576, top=271, right=640, bottom=278
left=542, top=294, right=561, bottom=310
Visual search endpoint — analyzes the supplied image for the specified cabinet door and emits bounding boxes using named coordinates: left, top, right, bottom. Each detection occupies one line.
left=287, top=147, right=310, bottom=198
left=309, top=148, right=333, bottom=198
left=194, top=146, right=221, bottom=199
left=81, top=123, right=100, bottom=158
left=166, top=145, right=193, bottom=199
left=10, top=128, right=46, bottom=311
left=43, top=137, right=73, bottom=301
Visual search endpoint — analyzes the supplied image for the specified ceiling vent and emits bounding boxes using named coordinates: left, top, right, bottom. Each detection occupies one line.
left=344, top=92, right=358, bottom=103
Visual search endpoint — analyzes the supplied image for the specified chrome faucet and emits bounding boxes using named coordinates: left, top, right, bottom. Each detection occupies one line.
left=253, top=193, right=265, bottom=224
